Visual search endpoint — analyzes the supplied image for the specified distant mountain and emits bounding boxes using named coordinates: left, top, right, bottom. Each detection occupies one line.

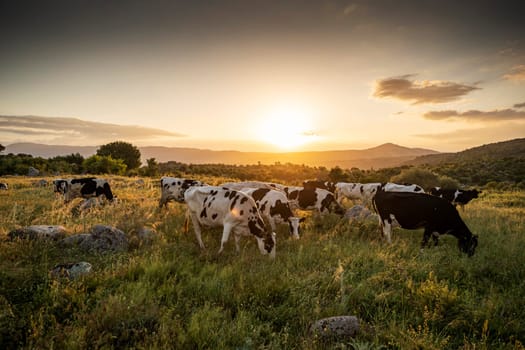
left=406, top=138, right=525, bottom=166
left=5, top=142, right=439, bottom=169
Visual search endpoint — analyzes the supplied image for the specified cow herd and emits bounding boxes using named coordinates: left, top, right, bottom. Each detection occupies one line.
left=6, top=176, right=481, bottom=258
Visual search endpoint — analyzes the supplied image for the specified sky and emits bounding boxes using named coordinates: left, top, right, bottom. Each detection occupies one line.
left=1, top=0, right=525, bottom=152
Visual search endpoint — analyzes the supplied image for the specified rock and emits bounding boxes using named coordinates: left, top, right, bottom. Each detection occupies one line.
left=61, top=225, right=128, bottom=253
left=344, top=205, right=373, bottom=220
left=50, top=262, right=92, bottom=280
left=8, top=225, right=68, bottom=241
left=310, top=316, right=360, bottom=339
left=27, top=167, right=40, bottom=176
left=135, top=179, right=145, bottom=186
left=34, top=179, right=48, bottom=187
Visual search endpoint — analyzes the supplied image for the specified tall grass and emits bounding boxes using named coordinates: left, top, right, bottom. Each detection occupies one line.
left=1, top=177, right=524, bottom=349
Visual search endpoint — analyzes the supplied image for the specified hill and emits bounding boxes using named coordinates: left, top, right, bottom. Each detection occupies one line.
left=407, top=138, right=525, bottom=166
left=5, top=142, right=439, bottom=169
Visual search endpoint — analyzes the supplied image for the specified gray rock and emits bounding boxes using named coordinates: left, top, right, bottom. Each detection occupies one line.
left=310, top=316, right=360, bottom=339
left=50, top=262, right=92, bottom=280
left=27, top=166, right=40, bottom=176
left=8, top=225, right=68, bottom=241
left=135, top=179, right=145, bottom=186
left=344, top=205, right=373, bottom=220
left=61, top=225, right=128, bottom=253
left=137, top=227, right=156, bottom=244
left=34, top=179, right=48, bottom=187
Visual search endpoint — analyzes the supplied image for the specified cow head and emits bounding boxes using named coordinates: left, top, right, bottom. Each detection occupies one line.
left=160, top=177, right=204, bottom=205
left=288, top=217, right=306, bottom=239
left=458, top=233, right=478, bottom=256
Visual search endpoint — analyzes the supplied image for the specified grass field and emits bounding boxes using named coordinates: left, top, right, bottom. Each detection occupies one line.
left=1, top=176, right=524, bottom=349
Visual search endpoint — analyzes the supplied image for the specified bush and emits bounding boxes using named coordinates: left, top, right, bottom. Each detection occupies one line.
left=390, top=167, right=440, bottom=190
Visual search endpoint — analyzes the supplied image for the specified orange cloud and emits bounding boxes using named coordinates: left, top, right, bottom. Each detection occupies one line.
left=373, top=75, right=480, bottom=104
left=423, top=108, right=525, bottom=122
left=503, top=65, right=525, bottom=82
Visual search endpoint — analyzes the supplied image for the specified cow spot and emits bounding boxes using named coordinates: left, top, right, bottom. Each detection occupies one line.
left=212, top=213, right=218, bottom=220
left=200, top=207, right=207, bottom=218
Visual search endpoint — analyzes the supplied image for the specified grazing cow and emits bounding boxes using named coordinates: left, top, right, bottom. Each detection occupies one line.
left=64, top=177, right=114, bottom=203
left=429, top=187, right=481, bottom=208
left=159, top=176, right=206, bottom=207
left=219, top=181, right=285, bottom=191
left=0, top=182, right=8, bottom=190
left=373, top=189, right=478, bottom=256
left=53, top=179, right=69, bottom=195
left=334, top=182, right=382, bottom=205
left=184, top=186, right=276, bottom=257
left=302, top=180, right=337, bottom=193
left=382, top=182, right=425, bottom=193
left=283, top=186, right=346, bottom=216
left=241, top=187, right=304, bottom=239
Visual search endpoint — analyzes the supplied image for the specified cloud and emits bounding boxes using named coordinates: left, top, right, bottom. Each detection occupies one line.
left=415, top=123, right=525, bottom=146
left=423, top=108, right=525, bottom=122
left=373, top=74, right=480, bottom=104
left=503, top=65, right=525, bottom=82
left=514, top=102, right=525, bottom=109
left=0, top=115, right=185, bottom=145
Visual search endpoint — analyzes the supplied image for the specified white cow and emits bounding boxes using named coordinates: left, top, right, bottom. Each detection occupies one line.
left=184, top=186, right=276, bottom=258
left=335, top=182, right=425, bottom=207
left=219, top=181, right=286, bottom=191
left=63, top=177, right=114, bottom=203
left=240, top=187, right=304, bottom=239
left=159, top=176, right=206, bottom=207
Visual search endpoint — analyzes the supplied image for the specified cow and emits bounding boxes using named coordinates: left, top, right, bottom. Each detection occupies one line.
left=240, top=187, right=304, bottom=239
left=219, top=181, right=285, bottom=191
left=335, top=182, right=424, bottom=206
left=53, top=179, right=69, bottom=195
left=184, top=186, right=276, bottom=258
left=0, top=182, right=8, bottom=190
left=159, top=176, right=206, bottom=207
left=372, top=189, right=478, bottom=256
left=283, top=186, right=346, bottom=216
left=63, top=177, right=114, bottom=203
left=429, top=187, right=481, bottom=209
left=302, top=180, right=337, bottom=193
left=334, top=182, right=382, bottom=205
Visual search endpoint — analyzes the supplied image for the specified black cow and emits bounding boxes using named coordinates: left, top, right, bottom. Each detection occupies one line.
left=302, top=180, right=337, bottom=193
left=373, top=189, right=478, bottom=256
left=429, top=187, right=481, bottom=208
left=64, top=177, right=114, bottom=202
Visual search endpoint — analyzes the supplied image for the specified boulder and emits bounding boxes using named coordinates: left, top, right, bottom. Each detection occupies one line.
left=61, top=225, right=128, bottom=253
left=34, top=179, right=48, bottom=187
left=344, top=205, right=375, bottom=220
left=27, top=167, right=40, bottom=176
left=310, top=316, right=360, bottom=339
left=50, top=262, right=92, bottom=280
left=135, top=179, right=145, bottom=186
left=8, top=225, right=68, bottom=241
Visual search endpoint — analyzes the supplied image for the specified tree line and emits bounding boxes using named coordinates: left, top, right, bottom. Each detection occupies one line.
left=1, top=142, right=523, bottom=190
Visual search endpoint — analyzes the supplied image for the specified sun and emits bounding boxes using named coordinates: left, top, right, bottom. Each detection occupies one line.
left=257, top=104, right=318, bottom=150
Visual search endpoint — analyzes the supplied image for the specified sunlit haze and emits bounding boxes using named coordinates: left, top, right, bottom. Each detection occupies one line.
left=1, top=1, right=524, bottom=153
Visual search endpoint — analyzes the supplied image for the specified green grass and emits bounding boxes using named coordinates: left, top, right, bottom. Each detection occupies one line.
left=1, top=177, right=525, bottom=349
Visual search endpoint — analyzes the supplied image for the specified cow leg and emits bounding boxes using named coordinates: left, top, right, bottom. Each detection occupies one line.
left=183, top=210, right=191, bottom=234
left=421, top=228, right=433, bottom=249
left=218, top=223, right=234, bottom=254
left=431, top=232, right=440, bottom=246
left=188, top=211, right=205, bottom=249
left=382, top=216, right=393, bottom=244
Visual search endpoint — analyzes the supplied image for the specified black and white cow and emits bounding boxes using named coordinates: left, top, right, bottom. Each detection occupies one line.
left=184, top=186, right=276, bottom=257
left=219, top=181, right=285, bottom=191
left=159, top=176, right=206, bottom=207
left=302, top=180, right=337, bottom=193
left=53, top=179, right=68, bottom=195
left=373, top=189, right=478, bottom=256
left=335, top=182, right=425, bottom=206
left=0, top=182, right=8, bottom=190
left=429, top=187, right=481, bottom=208
left=64, top=177, right=114, bottom=203
left=240, top=187, right=304, bottom=239
left=283, top=186, right=346, bottom=216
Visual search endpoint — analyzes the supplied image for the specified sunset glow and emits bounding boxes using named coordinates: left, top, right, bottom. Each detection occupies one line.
left=1, top=1, right=524, bottom=153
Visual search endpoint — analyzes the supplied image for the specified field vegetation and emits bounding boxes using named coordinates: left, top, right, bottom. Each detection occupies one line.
left=1, top=175, right=524, bottom=349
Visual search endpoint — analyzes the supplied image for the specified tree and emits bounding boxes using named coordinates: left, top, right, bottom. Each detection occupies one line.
left=83, top=155, right=127, bottom=175
left=97, top=141, right=141, bottom=170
